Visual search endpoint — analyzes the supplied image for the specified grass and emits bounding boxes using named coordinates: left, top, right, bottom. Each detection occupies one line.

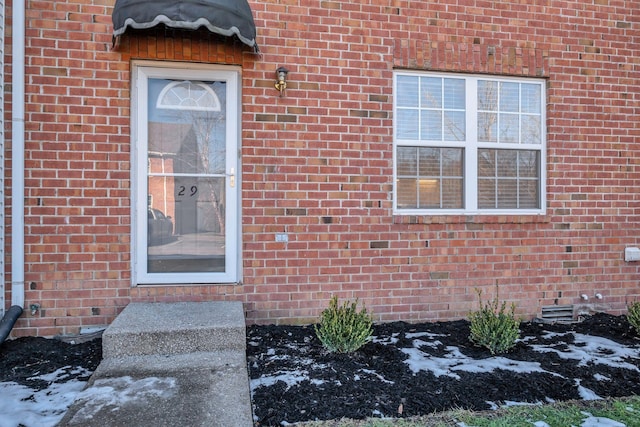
left=294, top=396, right=640, bottom=426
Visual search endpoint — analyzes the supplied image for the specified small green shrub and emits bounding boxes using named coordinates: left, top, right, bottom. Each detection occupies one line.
left=468, top=289, right=520, bottom=355
left=627, top=301, right=640, bottom=335
left=315, top=296, right=373, bottom=353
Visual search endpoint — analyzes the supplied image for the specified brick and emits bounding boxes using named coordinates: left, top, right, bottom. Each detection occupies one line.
left=5, top=0, right=640, bottom=336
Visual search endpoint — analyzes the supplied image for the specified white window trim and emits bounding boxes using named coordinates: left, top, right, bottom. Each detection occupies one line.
left=393, top=71, right=546, bottom=216
left=131, top=60, right=242, bottom=285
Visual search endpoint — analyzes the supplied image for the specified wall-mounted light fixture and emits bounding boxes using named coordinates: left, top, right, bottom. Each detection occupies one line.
left=275, top=66, right=289, bottom=96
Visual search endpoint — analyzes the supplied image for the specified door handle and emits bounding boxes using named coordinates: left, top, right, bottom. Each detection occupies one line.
left=229, top=167, right=235, bottom=188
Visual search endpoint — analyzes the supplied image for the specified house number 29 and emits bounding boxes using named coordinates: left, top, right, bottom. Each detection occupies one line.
left=177, top=186, right=198, bottom=197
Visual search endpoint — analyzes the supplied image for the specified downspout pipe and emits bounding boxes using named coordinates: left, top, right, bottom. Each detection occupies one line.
left=0, top=0, right=26, bottom=344
left=0, top=305, right=22, bottom=343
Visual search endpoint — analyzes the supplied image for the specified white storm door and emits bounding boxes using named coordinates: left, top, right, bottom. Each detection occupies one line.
left=133, top=63, right=239, bottom=284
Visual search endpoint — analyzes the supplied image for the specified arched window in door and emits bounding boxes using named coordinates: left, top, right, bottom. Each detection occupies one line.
left=156, top=80, right=221, bottom=111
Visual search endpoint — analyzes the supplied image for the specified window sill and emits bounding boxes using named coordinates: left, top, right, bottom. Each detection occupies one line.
left=134, top=282, right=241, bottom=287
left=392, top=214, right=550, bottom=225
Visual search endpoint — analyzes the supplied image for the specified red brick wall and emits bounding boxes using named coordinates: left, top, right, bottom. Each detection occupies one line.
left=4, top=0, right=640, bottom=336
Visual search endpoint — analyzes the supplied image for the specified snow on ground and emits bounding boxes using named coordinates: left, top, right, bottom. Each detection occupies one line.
left=0, top=367, right=90, bottom=427
left=401, top=341, right=555, bottom=379
left=0, top=374, right=178, bottom=427
left=529, top=332, right=640, bottom=371
left=248, top=353, right=331, bottom=390
left=250, top=369, right=326, bottom=390
left=400, top=331, right=639, bottom=382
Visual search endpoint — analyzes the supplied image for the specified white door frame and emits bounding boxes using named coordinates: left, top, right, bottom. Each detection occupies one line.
left=131, top=61, right=241, bottom=285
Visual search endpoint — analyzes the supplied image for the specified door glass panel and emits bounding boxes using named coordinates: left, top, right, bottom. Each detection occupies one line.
left=146, top=78, right=227, bottom=274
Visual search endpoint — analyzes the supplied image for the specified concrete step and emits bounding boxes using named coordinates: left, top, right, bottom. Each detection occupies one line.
left=58, top=351, right=253, bottom=427
left=58, top=301, right=253, bottom=427
left=102, top=301, right=246, bottom=358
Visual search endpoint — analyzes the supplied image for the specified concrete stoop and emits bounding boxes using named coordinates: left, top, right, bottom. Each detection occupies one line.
left=58, top=301, right=254, bottom=427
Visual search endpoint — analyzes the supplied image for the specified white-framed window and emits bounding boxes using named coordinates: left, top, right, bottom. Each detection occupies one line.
left=393, top=71, right=546, bottom=215
left=131, top=61, right=241, bottom=285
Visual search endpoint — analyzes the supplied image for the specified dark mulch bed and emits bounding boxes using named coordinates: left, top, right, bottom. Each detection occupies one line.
left=1, top=313, right=639, bottom=427
left=247, top=313, right=640, bottom=426
left=0, top=336, right=102, bottom=391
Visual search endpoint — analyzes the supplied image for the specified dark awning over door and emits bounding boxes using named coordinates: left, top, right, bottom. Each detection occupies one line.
left=112, top=0, right=258, bottom=51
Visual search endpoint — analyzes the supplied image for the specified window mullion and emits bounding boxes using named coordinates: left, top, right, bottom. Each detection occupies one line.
left=466, top=78, right=478, bottom=212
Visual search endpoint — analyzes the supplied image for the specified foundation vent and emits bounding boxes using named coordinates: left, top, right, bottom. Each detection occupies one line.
left=540, top=305, right=575, bottom=323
